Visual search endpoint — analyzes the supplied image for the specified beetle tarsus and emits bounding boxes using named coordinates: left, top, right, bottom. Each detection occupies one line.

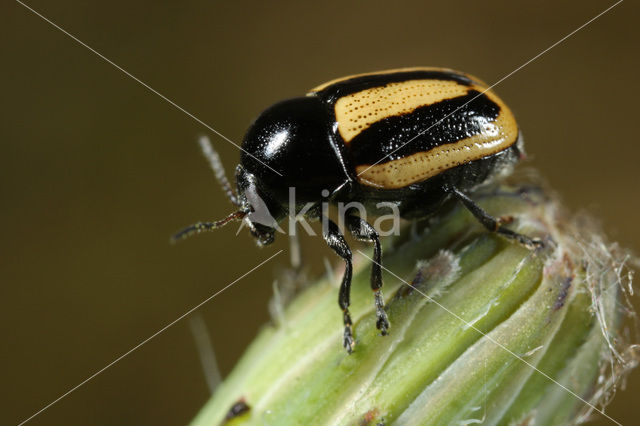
left=448, top=186, right=543, bottom=251
left=522, top=236, right=545, bottom=251
left=346, top=215, right=390, bottom=337
left=343, top=310, right=355, bottom=353
left=375, top=290, right=390, bottom=335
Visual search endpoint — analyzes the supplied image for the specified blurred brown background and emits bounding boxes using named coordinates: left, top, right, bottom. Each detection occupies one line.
left=1, top=0, right=638, bottom=424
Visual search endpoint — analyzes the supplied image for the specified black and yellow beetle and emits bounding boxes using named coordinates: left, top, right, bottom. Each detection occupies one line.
left=174, top=67, right=542, bottom=353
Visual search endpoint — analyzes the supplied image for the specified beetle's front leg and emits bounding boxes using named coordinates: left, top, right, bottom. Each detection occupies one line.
left=322, top=217, right=355, bottom=353
left=346, top=215, right=390, bottom=336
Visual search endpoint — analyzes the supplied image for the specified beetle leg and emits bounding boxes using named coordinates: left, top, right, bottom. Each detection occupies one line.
left=322, top=217, right=355, bottom=353
left=346, top=215, right=390, bottom=336
left=447, top=186, right=544, bottom=250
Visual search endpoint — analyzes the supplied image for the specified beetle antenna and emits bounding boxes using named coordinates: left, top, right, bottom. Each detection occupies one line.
left=171, top=209, right=248, bottom=243
left=198, top=135, right=239, bottom=206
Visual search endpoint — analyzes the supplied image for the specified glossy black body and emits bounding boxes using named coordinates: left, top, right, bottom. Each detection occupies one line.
left=239, top=69, right=520, bottom=222
left=177, top=69, right=537, bottom=354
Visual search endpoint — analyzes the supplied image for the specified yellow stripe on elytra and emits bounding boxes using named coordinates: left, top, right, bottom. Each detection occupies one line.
left=309, top=67, right=458, bottom=92
left=333, top=79, right=471, bottom=143
left=355, top=107, right=518, bottom=189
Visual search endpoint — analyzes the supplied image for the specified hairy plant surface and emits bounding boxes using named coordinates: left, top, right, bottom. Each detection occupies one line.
left=192, top=178, right=638, bottom=426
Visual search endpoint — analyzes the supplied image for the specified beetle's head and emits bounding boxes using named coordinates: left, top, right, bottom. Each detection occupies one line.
left=171, top=137, right=284, bottom=247
left=233, top=165, right=286, bottom=246
left=173, top=95, right=345, bottom=248
left=238, top=96, right=348, bottom=206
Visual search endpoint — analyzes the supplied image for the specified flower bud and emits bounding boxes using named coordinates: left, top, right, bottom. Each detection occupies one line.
left=192, top=179, right=638, bottom=426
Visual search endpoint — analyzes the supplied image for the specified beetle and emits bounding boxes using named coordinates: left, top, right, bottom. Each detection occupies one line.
left=173, top=67, right=542, bottom=353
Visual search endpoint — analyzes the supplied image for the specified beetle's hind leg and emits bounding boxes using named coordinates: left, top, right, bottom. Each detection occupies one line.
left=447, top=186, right=543, bottom=250
left=323, top=217, right=355, bottom=353
left=346, top=215, right=390, bottom=336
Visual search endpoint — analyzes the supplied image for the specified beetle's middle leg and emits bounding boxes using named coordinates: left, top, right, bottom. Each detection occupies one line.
left=323, top=217, right=355, bottom=353
left=447, top=186, right=543, bottom=250
left=346, top=215, right=390, bottom=336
